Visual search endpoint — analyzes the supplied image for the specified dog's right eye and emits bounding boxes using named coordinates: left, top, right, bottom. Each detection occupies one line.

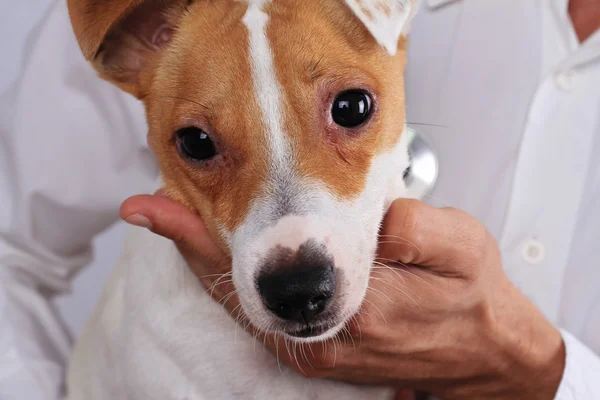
left=331, top=90, right=372, bottom=128
left=176, top=127, right=217, bottom=161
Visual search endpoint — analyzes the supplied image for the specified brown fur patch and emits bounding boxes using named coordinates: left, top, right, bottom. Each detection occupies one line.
left=145, top=1, right=271, bottom=247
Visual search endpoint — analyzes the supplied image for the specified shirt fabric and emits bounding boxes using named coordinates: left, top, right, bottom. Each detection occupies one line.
left=0, top=0, right=599, bottom=399
left=406, top=0, right=600, bottom=398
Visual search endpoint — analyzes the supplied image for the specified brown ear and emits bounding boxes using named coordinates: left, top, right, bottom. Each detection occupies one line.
left=67, top=0, right=188, bottom=97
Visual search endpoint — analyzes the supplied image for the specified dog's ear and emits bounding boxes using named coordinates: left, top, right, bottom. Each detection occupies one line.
left=344, top=0, right=421, bottom=55
left=67, top=0, right=188, bottom=97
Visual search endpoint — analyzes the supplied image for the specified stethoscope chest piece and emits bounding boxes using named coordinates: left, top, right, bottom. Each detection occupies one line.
left=403, top=127, right=439, bottom=201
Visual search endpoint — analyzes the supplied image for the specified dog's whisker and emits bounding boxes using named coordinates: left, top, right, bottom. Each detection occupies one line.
left=292, top=342, right=298, bottom=371
left=377, top=235, right=423, bottom=255
left=369, top=272, right=423, bottom=310
left=331, top=337, right=336, bottom=369
left=274, top=331, right=283, bottom=376
left=243, top=316, right=254, bottom=335
left=377, top=239, right=423, bottom=255
left=291, top=342, right=297, bottom=370
left=369, top=275, right=412, bottom=295
left=229, top=303, right=244, bottom=344
left=372, top=259, right=433, bottom=291
left=356, top=304, right=371, bottom=326
left=196, top=271, right=232, bottom=280
left=284, top=337, right=292, bottom=365
left=299, top=343, right=313, bottom=370
left=253, top=326, right=258, bottom=354
left=216, top=290, right=233, bottom=305
left=206, top=275, right=233, bottom=297
left=207, top=276, right=233, bottom=288
left=292, top=342, right=306, bottom=376
left=371, top=260, right=404, bottom=276
left=260, top=324, right=270, bottom=350
left=234, top=309, right=256, bottom=347
left=387, top=261, right=435, bottom=289
left=355, top=305, right=367, bottom=325
left=262, top=324, right=272, bottom=350
left=398, top=289, right=422, bottom=310
left=366, top=284, right=394, bottom=303
left=367, top=286, right=395, bottom=304
left=218, top=290, right=238, bottom=310
left=342, top=325, right=356, bottom=353
left=372, top=261, right=407, bottom=283
left=286, top=338, right=298, bottom=374
left=406, top=121, right=448, bottom=129
left=249, top=320, right=271, bottom=354
left=298, top=342, right=305, bottom=370
left=361, top=298, right=387, bottom=325
left=229, top=303, right=243, bottom=319
left=373, top=256, right=399, bottom=264
left=308, top=343, right=316, bottom=359
left=331, top=334, right=339, bottom=369
left=207, top=278, right=233, bottom=298
left=351, top=312, right=364, bottom=345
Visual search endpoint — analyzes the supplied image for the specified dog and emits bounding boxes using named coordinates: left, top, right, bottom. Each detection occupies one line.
left=65, top=0, right=421, bottom=398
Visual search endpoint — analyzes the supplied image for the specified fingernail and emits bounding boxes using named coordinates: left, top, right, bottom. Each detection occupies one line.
left=124, top=214, right=153, bottom=229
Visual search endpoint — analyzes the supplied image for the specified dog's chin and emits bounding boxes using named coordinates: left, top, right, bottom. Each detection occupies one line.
left=278, top=308, right=360, bottom=343
left=281, top=322, right=343, bottom=343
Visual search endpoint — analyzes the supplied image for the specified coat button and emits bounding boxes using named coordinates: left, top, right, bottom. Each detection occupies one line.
left=555, top=70, right=577, bottom=91
left=521, top=238, right=546, bottom=265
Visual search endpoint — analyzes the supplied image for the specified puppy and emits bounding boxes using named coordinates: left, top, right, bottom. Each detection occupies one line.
left=66, top=0, right=421, bottom=398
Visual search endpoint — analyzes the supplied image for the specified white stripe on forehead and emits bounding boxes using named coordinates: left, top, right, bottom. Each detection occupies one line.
left=241, top=0, right=290, bottom=169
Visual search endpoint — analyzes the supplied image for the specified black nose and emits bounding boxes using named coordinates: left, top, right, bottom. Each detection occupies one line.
left=258, top=264, right=336, bottom=324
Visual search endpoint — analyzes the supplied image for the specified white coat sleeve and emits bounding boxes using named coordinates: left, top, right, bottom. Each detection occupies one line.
left=553, top=330, right=600, bottom=400
left=0, top=1, right=158, bottom=399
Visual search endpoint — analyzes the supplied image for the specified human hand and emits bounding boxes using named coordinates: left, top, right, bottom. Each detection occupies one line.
left=121, top=194, right=565, bottom=400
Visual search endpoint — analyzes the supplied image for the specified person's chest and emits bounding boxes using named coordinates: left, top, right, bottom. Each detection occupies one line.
left=405, top=0, right=600, bottom=349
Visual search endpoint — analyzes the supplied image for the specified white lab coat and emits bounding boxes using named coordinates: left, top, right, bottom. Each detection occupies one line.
left=0, top=0, right=598, bottom=399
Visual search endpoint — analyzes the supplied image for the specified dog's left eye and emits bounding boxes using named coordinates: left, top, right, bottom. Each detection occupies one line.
left=176, top=127, right=217, bottom=161
left=331, top=90, right=372, bottom=128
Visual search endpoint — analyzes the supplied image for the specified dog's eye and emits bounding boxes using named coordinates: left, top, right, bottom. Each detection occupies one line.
left=331, top=90, right=372, bottom=128
left=176, top=127, right=217, bottom=161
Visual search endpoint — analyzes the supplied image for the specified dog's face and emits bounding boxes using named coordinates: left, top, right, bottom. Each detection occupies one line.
left=69, top=0, right=418, bottom=341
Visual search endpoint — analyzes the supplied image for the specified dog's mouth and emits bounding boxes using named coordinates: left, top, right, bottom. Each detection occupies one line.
left=284, top=322, right=335, bottom=339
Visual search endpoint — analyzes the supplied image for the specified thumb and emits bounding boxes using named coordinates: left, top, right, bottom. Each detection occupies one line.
left=120, top=192, right=228, bottom=269
left=377, top=199, right=489, bottom=276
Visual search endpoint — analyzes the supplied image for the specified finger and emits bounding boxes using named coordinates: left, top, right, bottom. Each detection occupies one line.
left=377, top=199, right=489, bottom=274
left=120, top=193, right=228, bottom=271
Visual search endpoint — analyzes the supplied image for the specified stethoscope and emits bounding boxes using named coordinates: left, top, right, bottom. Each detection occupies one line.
left=403, top=127, right=439, bottom=201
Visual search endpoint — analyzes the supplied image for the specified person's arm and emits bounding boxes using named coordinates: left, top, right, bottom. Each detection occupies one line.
left=0, top=2, right=157, bottom=399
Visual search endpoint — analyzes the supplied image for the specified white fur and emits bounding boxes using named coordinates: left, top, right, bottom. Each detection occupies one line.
left=344, top=0, right=420, bottom=55
left=242, top=0, right=291, bottom=170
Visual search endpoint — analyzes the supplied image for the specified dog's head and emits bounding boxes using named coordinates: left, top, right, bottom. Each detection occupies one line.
left=68, top=0, right=419, bottom=341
